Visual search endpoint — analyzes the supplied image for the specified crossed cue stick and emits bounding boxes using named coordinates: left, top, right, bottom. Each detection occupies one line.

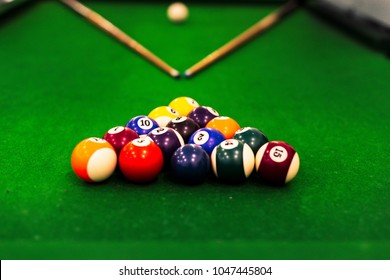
left=61, top=0, right=301, bottom=79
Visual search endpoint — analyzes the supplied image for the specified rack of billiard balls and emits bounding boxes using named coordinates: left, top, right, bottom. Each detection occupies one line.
left=71, top=97, right=300, bottom=186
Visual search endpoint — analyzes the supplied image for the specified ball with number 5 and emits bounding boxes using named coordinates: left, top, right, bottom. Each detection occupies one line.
left=255, top=141, right=300, bottom=185
left=188, top=128, right=225, bottom=155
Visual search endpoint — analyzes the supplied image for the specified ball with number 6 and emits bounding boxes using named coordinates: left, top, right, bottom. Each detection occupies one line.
left=255, top=141, right=300, bottom=185
left=188, top=128, right=225, bottom=155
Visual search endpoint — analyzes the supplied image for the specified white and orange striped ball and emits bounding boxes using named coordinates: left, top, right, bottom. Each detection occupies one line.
left=71, top=137, right=117, bottom=183
left=255, top=141, right=300, bottom=185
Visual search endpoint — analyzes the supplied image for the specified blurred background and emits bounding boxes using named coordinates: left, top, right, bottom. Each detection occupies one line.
left=320, top=0, right=389, bottom=27
left=1, top=0, right=389, bottom=54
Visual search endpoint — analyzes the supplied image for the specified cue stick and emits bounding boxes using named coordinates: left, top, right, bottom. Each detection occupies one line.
left=184, top=0, right=301, bottom=78
left=60, top=0, right=180, bottom=78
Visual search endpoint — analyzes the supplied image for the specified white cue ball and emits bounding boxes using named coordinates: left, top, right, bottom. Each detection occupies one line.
left=167, top=2, right=189, bottom=23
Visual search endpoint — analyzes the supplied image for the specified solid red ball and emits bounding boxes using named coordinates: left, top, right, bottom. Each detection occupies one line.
left=119, top=138, right=164, bottom=183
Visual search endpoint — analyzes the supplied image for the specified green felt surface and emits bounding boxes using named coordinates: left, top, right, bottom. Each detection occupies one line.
left=0, top=0, right=389, bottom=260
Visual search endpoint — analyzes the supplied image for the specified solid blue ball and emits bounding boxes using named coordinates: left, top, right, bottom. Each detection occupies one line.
left=188, top=128, right=226, bottom=155
left=171, top=144, right=210, bottom=184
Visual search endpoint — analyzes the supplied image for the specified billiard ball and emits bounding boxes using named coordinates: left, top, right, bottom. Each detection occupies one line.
left=147, top=127, right=184, bottom=166
left=205, top=116, right=240, bottom=139
left=103, top=126, right=139, bottom=154
left=166, top=116, right=200, bottom=143
left=168, top=96, right=199, bottom=116
left=187, top=106, right=219, bottom=128
left=211, top=139, right=254, bottom=183
left=148, top=106, right=179, bottom=127
left=233, top=127, right=268, bottom=154
left=188, top=128, right=225, bottom=155
left=126, top=115, right=159, bottom=136
left=255, top=141, right=300, bottom=185
left=167, top=2, right=189, bottom=23
left=71, top=137, right=117, bottom=183
left=171, top=144, right=210, bottom=185
left=119, top=138, right=164, bottom=183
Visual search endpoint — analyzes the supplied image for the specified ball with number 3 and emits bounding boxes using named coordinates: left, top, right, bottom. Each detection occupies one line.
left=119, top=138, right=164, bottom=183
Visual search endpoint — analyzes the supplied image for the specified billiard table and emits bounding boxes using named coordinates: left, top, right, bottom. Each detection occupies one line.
left=0, top=0, right=389, bottom=260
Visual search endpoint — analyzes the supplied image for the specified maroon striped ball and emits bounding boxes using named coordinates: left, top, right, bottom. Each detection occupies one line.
left=255, top=141, right=300, bottom=185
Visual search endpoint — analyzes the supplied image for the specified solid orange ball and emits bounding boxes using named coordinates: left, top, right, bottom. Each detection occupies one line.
left=205, top=116, right=240, bottom=139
